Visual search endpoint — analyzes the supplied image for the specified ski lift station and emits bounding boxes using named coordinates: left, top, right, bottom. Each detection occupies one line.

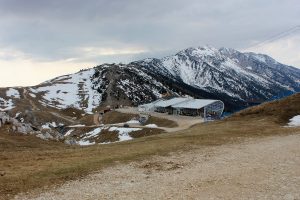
left=138, top=97, right=224, bottom=120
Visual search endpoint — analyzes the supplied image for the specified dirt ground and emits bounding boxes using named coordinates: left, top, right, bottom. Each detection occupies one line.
left=116, top=107, right=204, bottom=132
left=15, top=133, right=300, bottom=200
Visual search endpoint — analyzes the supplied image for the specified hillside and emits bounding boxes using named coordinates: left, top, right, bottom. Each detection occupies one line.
left=0, top=46, right=300, bottom=146
left=232, top=92, right=300, bottom=124
left=1, top=46, right=300, bottom=118
left=1, top=91, right=300, bottom=199
left=134, top=46, right=300, bottom=109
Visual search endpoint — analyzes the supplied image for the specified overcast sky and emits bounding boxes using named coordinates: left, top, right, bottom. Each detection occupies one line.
left=0, top=0, right=299, bottom=87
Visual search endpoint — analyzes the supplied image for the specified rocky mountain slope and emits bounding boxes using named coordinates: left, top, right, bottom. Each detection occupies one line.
left=133, top=46, right=300, bottom=108
left=1, top=46, right=300, bottom=118
left=0, top=64, right=176, bottom=143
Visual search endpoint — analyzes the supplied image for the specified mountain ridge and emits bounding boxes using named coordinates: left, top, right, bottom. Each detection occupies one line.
left=134, top=46, right=300, bottom=101
left=1, top=45, right=300, bottom=120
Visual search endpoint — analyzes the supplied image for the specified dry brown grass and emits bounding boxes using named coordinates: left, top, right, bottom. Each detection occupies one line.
left=67, top=126, right=165, bottom=143
left=129, top=128, right=164, bottom=138
left=1, top=116, right=299, bottom=200
left=93, top=129, right=119, bottom=143
left=102, top=111, right=138, bottom=124
left=77, top=114, right=95, bottom=126
left=70, top=127, right=95, bottom=137
left=146, top=116, right=178, bottom=128
left=60, top=107, right=85, bottom=119
left=232, top=93, right=300, bottom=124
left=1, top=93, right=300, bottom=199
left=102, top=111, right=178, bottom=128
left=32, top=110, right=73, bottom=125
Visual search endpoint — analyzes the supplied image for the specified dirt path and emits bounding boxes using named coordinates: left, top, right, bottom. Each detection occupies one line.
left=49, top=112, right=75, bottom=124
left=15, top=133, right=300, bottom=200
left=117, top=107, right=203, bottom=132
left=93, top=113, right=101, bottom=126
left=23, top=88, right=39, bottom=111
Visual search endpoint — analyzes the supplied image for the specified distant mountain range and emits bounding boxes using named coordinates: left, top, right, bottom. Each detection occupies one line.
left=133, top=46, right=300, bottom=110
left=1, top=45, right=300, bottom=115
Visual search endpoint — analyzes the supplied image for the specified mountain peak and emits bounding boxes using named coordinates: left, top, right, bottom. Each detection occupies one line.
left=219, top=47, right=240, bottom=55
left=1, top=45, right=300, bottom=116
left=178, top=45, right=219, bottom=58
left=135, top=45, right=300, bottom=107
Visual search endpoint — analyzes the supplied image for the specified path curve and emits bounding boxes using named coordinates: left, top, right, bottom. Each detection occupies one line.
left=116, top=107, right=204, bottom=132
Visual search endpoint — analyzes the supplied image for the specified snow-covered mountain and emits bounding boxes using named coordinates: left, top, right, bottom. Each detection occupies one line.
left=1, top=46, right=300, bottom=115
left=133, top=46, right=300, bottom=108
left=0, top=64, right=175, bottom=114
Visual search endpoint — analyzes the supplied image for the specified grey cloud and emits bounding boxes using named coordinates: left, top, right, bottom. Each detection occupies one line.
left=0, top=0, right=299, bottom=64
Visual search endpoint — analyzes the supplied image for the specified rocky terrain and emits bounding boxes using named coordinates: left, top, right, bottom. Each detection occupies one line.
left=134, top=46, right=300, bottom=108
left=1, top=46, right=300, bottom=117
left=0, top=112, right=33, bottom=133
left=1, top=92, right=300, bottom=200
left=0, top=46, right=300, bottom=146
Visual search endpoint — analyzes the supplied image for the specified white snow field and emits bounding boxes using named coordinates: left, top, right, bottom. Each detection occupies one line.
left=31, top=69, right=103, bottom=113
left=287, top=115, right=300, bottom=127
left=76, top=126, right=143, bottom=146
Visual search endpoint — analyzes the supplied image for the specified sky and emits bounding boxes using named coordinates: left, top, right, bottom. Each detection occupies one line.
left=0, top=0, right=299, bottom=87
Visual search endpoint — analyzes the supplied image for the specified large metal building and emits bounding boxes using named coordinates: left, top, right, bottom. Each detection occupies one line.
left=138, top=97, right=224, bottom=120
left=154, top=97, right=190, bottom=113
left=171, top=99, right=224, bottom=120
left=137, top=99, right=164, bottom=112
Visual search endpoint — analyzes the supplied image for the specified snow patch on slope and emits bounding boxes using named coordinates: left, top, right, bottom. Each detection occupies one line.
left=252, top=54, right=267, bottom=63
left=32, top=69, right=102, bottom=113
left=145, top=124, right=158, bottom=128
left=0, top=88, right=21, bottom=111
left=0, top=97, right=15, bottom=111
left=76, top=126, right=142, bottom=146
left=77, top=127, right=104, bottom=146
left=109, top=127, right=142, bottom=141
left=78, top=140, right=96, bottom=146
left=6, top=88, right=20, bottom=98
left=287, top=115, right=300, bottom=127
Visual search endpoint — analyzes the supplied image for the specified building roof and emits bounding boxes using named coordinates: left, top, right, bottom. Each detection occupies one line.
left=154, top=97, right=190, bottom=108
left=138, top=99, right=165, bottom=108
left=172, top=99, right=220, bottom=109
left=139, top=97, right=223, bottom=110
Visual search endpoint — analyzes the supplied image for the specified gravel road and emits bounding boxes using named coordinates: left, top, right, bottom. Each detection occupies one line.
left=15, top=133, right=300, bottom=200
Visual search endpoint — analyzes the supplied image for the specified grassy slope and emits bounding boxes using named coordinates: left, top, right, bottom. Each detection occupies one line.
left=1, top=93, right=300, bottom=199
left=102, top=111, right=138, bottom=124
left=232, top=93, right=300, bottom=124
left=102, top=111, right=178, bottom=128
left=146, top=116, right=178, bottom=128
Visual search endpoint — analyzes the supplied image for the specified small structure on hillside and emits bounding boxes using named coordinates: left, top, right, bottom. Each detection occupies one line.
left=138, top=114, right=149, bottom=125
left=172, top=99, right=224, bottom=120
left=154, top=97, right=190, bottom=114
left=138, top=97, right=224, bottom=120
left=138, top=98, right=189, bottom=113
left=137, top=99, right=163, bottom=112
